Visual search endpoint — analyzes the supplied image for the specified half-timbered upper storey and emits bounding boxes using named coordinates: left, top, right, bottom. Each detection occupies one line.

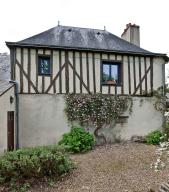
left=6, top=24, right=168, bottom=95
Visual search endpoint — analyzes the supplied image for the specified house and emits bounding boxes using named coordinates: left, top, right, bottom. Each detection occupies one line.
left=0, top=80, right=15, bottom=153
left=2, top=23, right=168, bottom=150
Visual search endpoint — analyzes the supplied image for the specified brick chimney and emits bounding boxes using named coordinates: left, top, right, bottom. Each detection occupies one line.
left=121, top=23, right=140, bottom=47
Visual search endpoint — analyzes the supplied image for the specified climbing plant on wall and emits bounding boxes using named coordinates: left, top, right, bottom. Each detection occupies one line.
left=153, top=88, right=166, bottom=113
left=65, top=94, right=132, bottom=143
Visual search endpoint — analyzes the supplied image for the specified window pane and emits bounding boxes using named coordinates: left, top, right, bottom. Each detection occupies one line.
left=38, top=57, right=50, bottom=75
left=110, top=65, right=118, bottom=82
left=102, top=64, right=110, bottom=82
left=41, top=59, right=49, bottom=73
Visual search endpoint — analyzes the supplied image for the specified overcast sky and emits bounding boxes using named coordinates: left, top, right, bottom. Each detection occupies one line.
left=0, top=0, right=169, bottom=56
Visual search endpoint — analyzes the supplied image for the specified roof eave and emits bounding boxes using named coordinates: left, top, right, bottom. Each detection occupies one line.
left=6, top=41, right=168, bottom=59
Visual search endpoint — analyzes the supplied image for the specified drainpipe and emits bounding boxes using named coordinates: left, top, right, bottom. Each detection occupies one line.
left=162, top=61, right=167, bottom=129
left=9, top=80, right=19, bottom=149
left=162, top=63, right=165, bottom=97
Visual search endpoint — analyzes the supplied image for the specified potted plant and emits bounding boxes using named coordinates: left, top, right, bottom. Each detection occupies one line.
left=107, top=78, right=116, bottom=85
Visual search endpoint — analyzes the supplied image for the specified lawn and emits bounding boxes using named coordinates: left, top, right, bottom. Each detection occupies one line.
left=19, top=143, right=169, bottom=192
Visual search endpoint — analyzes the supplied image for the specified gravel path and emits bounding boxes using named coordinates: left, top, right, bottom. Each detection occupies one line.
left=10, top=143, right=169, bottom=192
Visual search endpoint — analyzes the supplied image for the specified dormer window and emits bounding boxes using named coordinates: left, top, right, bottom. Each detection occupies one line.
left=38, top=56, right=51, bottom=75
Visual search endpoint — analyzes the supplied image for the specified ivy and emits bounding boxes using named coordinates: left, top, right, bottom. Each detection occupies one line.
left=141, top=86, right=167, bottom=113
left=147, top=87, right=167, bottom=113
left=65, top=94, right=132, bottom=143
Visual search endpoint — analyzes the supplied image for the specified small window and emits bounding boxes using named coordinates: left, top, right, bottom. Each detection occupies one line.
left=102, top=62, right=121, bottom=85
left=38, top=56, right=51, bottom=75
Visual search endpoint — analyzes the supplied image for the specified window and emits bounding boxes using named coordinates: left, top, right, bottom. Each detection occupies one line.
left=102, top=61, right=121, bottom=85
left=38, top=56, right=51, bottom=75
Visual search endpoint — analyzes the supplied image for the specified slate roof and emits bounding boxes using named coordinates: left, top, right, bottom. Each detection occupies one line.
left=0, top=80, right=14, bottom=96
left=6, top=25, right=167, bottom=57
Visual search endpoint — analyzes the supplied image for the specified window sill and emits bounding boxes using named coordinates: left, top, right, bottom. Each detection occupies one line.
left=38, top=74, right=52, bottom=77
left=102, top=83, right=122, bottom=87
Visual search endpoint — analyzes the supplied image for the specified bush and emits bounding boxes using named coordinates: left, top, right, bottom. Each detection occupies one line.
left=58, top=126, right=95, bottom=153
left=145, top=130, right=164, bottom=145
left=164, top=122, right=169, bottom=137
left=0, top=145, right=73, bottom=184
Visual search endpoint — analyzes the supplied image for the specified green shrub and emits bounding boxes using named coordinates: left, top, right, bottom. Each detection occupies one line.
left=58, top=126, right=95, bottom=153
left=145, top=130, right=164, bottom=145
left=164, top=122, right=169, bottom=137
left=0, top=145, right=73, bottom=184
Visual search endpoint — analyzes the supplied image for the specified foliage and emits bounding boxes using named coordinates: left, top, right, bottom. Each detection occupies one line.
left=6, top=179, right=29, bottom=192
left=65, top=94, right=130, bottom=125
left=150, top=87, right=167, bottom=113
left=0, top=145, right=73, bottom=185
left=150, top=87, right=169, bottom=173
left=143, top=87, right=166, bottom=113
left=145, top=130, right=165, bottom=145
left=58, top=126, right=95, bottom=153
left=65, top=94, right=132, bottom=142
left=163, top=122, right=169, bottom=137
left=151, top=140, right=169, bottom=172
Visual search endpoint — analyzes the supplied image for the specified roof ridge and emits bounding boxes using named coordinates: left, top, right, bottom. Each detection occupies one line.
left=55, top=25, right=106, bottom=32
